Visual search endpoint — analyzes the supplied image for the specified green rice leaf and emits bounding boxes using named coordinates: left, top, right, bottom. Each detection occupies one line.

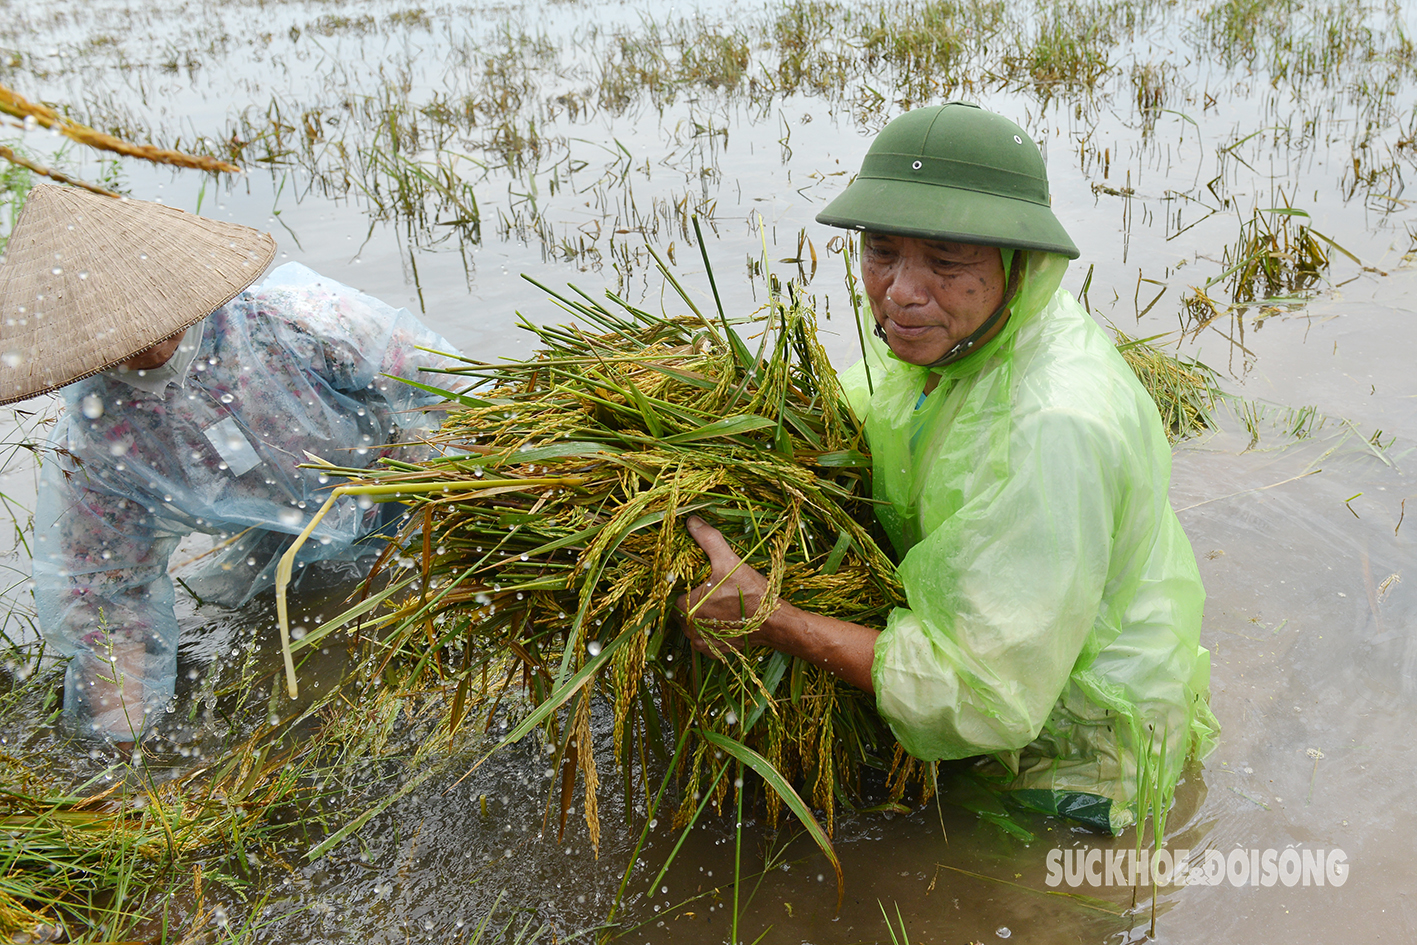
left=661, top=415, right=775, bottom=444
left=822, top=530, right=853, bottom=575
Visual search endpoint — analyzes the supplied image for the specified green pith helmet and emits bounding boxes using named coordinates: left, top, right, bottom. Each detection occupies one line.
left=816, top=102, right=1079, bottom=258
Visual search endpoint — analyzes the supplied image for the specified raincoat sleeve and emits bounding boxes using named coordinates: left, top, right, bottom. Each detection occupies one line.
left=258, top=263, right=456, bottom=451
left=32, top=444, right=181, bottom=740
left=871, top=403, right=1122, bottom=761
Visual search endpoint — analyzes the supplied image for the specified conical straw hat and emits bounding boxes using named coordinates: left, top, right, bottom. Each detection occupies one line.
left=0, top=183, right=276, bottom=405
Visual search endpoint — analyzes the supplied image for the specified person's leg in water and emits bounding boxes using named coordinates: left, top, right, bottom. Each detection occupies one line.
left=69, top=641, right=148, bottom=752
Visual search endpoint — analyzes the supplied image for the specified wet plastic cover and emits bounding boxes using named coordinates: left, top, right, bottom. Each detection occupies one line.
left=33, top=263, right=457, bottom=740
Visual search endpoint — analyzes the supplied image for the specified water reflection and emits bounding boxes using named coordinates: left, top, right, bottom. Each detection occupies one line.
left=4, top=0, right=1417, bottom=940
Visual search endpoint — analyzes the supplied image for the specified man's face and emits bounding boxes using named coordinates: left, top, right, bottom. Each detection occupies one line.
left=861, top=233, right=1007, bottom=366
left=119, top=331, right=185, bottom=371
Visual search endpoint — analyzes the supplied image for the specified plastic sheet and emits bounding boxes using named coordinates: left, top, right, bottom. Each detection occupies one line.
left=33, top=263, right=457, bottom=740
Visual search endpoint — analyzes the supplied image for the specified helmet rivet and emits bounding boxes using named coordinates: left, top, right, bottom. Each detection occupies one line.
left=1014, top=135, right=1023, bottom=144
left=912, top=160, right=922, bottom=170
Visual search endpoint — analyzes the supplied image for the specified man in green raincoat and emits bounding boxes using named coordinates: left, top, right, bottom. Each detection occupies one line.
left=678, top=102, right=1217, bottom=834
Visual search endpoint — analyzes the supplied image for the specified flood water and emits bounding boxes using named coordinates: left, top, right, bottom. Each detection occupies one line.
left=3, top=0, right=1417, bottom=941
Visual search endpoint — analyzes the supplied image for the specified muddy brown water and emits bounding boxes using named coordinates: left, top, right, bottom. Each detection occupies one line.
left=3, top=0, right=1416, bottom=941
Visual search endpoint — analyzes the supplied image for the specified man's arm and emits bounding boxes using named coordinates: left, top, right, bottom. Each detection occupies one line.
left=675, top=515, right=880, bottom=693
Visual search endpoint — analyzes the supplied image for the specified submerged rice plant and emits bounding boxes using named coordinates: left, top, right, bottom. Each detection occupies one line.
left=0, top=625, right=506, bottom=943
left=0, top=703, right=306, bottom=941
left=1221, top=204, right=1333, bottom=302
left=0, top=146, right=35, bottom=253
left=1113, top=330, right=1217, bottom=441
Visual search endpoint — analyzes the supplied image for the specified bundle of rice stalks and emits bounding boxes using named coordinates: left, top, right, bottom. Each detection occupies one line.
left=1114, top=330, right=1217, bottom=441
left=0, top=84, right=241, bottom=175
left=278, top=253, right=926, bottom=864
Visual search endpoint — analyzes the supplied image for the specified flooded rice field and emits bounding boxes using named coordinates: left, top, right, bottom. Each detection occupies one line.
left=2, top=0, right=1417, bottom=941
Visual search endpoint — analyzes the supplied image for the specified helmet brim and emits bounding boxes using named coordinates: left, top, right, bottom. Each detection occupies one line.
left=816, top=176, right=1080, bottom=259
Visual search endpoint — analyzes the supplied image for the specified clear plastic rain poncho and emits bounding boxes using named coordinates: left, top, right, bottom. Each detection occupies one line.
left=33, top=263, right=458, bottom=741
left=840, top=250, right=1218, bottom=834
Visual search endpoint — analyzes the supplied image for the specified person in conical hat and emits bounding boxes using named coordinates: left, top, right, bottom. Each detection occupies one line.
left=677, top=103, right=1216, bottom=834
left=2, top=184, right=459, bottom=747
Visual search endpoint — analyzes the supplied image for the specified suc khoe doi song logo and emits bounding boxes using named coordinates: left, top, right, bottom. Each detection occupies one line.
left=1045, top=846, right=1349, bottom=888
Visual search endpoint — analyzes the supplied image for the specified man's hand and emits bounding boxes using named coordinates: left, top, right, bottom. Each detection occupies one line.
left=673, top=515, right=880, bottom=692
left=675, top=515, right=777, bottom=659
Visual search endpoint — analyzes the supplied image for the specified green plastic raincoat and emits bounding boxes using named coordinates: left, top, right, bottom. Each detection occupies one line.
left=840, top=251, right=1217, bottom=833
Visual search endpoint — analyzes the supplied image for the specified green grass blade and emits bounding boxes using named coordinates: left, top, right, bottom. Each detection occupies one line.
left=697, top=728, right=844, bottom=911
left=505, top=628, right=628, bottom=745
left=661, top=415, right=775, bottom=444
